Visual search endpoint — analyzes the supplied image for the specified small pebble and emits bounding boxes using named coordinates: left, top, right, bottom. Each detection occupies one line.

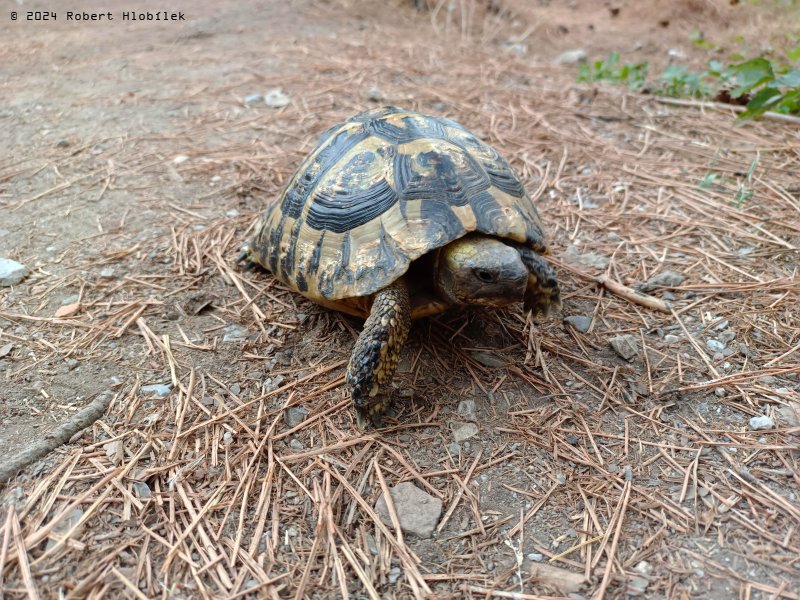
left=527, top=553, right=544, bottom=562
left=749, top=415, right=774, bottom=431
left=243, top=93, right=264, bottom=104
left=564, top=315, right=592, bottom=333
left=0, top=258, right=28, bottom=287
left=457, top=399, right=476, bottom=419
left=714, top=387, right=726, bottom=397
left=706, top=339, right=725, bottom=353
left=229, top=382, right=241, bottom=395
left=289, top=439, right=304, bottom=451
left=66, top=358, right=79, bottom=370
left=388, top=566, right=402, bottom=584
left=447, top=442, right=461, bottom=456
left=222, top=324, right=249, bottom=343
left=555, top=48, right=588, bottom=64
left=367, top=87, right=383, bottom=102
left=98, top=268, right=115, bottom=279
left=640, top=270, right=685, bottom=292
left=264, top=88, right=290, bottom=108
left=141, top=383, right=171, bottom=397
left=609, top=334, right=638, bottom=360
left=452, top=422, right=479, bottom=443
left=664, top=334, right=681, bottom=344
left=225, top=208, right=240, bottom=218
left=284, top=406, right=308, bottom=428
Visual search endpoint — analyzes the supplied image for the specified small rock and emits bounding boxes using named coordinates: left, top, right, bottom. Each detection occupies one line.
left=243, top=93, right=264, bottom=104
left=776, top=401, right=800, bottom=427
left=565, top=433, right=579, bottom=445
left=457, top=399, right=476, bottom=419
left=225, top=208, right=240, bottom=218
left=285, top=406, right=308, bottom=428
left=563, top=245, right=609, bottom=269
left=756, top=375, right=778, bottom=385
left=556, top=471, right=567, bottom=485
left=623, top=465, right=633, bottom=481
left=229, top=382, right=241, bottom=395
left=453, top=422, right=479, bottom=443
left=98, top=267, right=115, bottom=279
left=0, top=258, right=28, bottom=286
left=367, top=87, right=383, bottom=102
left=142, top=383, right=171, bottom=397
left=388, top=566, right=402, bottom=584
left=222, top=324, right=249, bottom=343
left=447, top=442, right=461, bottom=456
left=132, top=481, right=151, bottom=499
left=626, top=575, right=650, bottom=596
left=640, top=270, right=685, bottom=292
left=374, top=482, right=443, bottom=538
left=263, top=374, right=285, bottom=394
left=609, top=335, right=638, bottom=360
left=264, top=88, right=290, bottom=108
left=0, top=343, right=12, bottom=358
left=714, top=387, right=726, bottom=397
left=564, top=315, right=592, bottom=333
left=55, top=302, right=81, bottom=318
left=749, top=415, right=774, bottom=431
left=469, top=351, right=506, bottom=368
left=223, top=431, right=233, bottom=446
left=289, top=438, right=304, bottom=451
left=718, top=329, right=735, bottom=344
left=555, top=48, right=588, bottom=64
left=706, top=339, right=725, bottom=353
left=527, top=553, right=544, bottom=562
left=663, top=334, right=681, bottom=344
left=173, top=155, right=189, bottom=165
left=714, top=320, right=729, bottom=331
left=103, top=440, right=125, bottom=466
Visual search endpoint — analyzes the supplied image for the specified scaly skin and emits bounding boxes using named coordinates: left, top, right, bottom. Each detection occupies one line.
left=517, top=247, right=562, bottom=316
left=346, top=277, right=412, bottom=429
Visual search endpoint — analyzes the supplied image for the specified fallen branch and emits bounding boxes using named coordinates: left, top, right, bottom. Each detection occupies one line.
left=0, top=392, right=114, bottom=483
left=652, top=96, right=800, bottom=125
left=595, top=274, right=671, bottom=313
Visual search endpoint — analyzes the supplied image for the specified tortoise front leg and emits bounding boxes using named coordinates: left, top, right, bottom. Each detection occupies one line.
left=346, top=277, right=412, bottom=429
left=517, top=248, right=562, bottom=317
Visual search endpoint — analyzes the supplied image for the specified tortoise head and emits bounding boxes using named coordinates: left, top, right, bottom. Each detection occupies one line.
left=434, top=235, right=528, bottom=308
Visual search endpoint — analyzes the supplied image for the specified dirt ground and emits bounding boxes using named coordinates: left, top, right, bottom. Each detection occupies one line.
left=1, top=0, right=799, bottom=598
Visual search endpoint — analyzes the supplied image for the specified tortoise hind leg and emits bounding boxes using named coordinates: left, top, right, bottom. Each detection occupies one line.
left=517, top=248, right=561, bottom=316
left=346, top=277, right=412, bottom=429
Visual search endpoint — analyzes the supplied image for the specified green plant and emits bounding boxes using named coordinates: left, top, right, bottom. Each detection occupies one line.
left=728, top=57, right=800, bottom=118
left=577, top=52, right=649, bottom=91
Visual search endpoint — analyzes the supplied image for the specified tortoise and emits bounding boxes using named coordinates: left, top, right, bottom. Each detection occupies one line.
left=240, top=106, right=560, bottom=428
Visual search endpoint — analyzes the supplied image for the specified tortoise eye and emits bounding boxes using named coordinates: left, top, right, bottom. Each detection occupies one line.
left=474, top=269, right=495, bottom=283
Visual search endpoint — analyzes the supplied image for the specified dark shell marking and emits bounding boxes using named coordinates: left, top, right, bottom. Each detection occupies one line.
left=252, top=106, right=548, bottom=303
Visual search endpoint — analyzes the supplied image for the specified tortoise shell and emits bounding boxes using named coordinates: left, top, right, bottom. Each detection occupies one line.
left=248, top=106, right=549, bottom=317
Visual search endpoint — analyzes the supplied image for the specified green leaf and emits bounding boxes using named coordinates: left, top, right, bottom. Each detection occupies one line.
left=730, top=57, right=775, bottom=97
left=740, top=87, right=782, bottom=119
left=788, top=44, right=800, bottom=62
left=774, top=70, right=800, bottom=87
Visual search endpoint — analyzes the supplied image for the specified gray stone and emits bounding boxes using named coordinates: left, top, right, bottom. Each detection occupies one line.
left=388, top=566, right=402, bottom=584
left=706, top=339, right=725, bottom=353
left=457, top=399, right=476, bottom=419
left=564, top=315, right=592, bottom=333
left=469, top=351, right=506, bottom=368
left=749, top=415, right=774, bottom=431
left=664, top=334, right=681, bottom=344
left=0, top=258, right=28, bottom=286
left=243, top=93, right=263, bottom=103
left=640, top=270, right=685, bottom=292
left=453, top=422, right=479, bottom=442
left=527, top=552, right=544, bottom=562
left=447, top=442, right=461, bottom=456
left=142, top=383, right=171, bottom=397
left=609, top=335, right=638, bottom=360
left=563, top=245, right=609, bottom=269
left=367, top=87, right=383, bottom=102
left=718, top=329, right=736, bottom=344
left=45, top=508, right=84, bottom=551
left=222, top=324, right=249, bottom=343
left=284, top=406, right=308, bottom=428
left=0, top=343, right=12, bottom=358
left=374, top=482, right=443, bottom=538
left=555, top=48, right=588, bottom=64
left=714, top=387, right=727, bottom=397
left=289, top=438, right=304, bottom=451
left=264, top=88, right=290, bottom=108
left=98, top=268, right=115, bottom=279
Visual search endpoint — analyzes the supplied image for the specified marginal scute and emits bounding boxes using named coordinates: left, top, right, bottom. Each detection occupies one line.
left=249, top=106, right=549, bottom=309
